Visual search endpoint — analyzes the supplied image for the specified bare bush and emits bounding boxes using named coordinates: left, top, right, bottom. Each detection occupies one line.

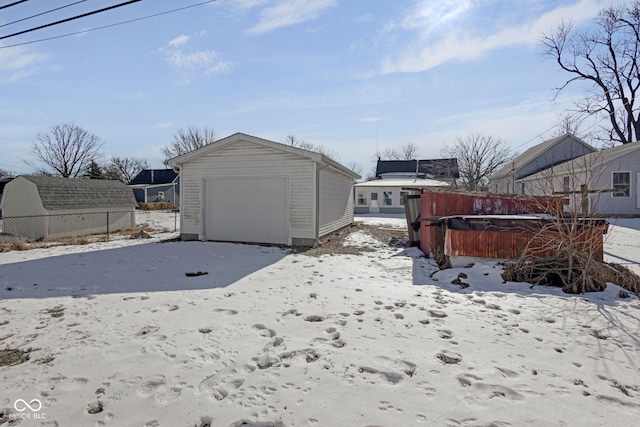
left=503, top=155, right=640, bottom=294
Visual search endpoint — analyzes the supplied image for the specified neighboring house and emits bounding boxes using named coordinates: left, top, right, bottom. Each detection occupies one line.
left=375, top=158, right=459, bottom=181
left=490, top=134, right=596, bottom=194
left=0, top=175, right=137, bottom=240
left=354, top=158, right=457, bottom=214
left=354, top=178, right=450, bottom=214
left=166, top=132, right=361, bottom=246
left=129, top=169, right=180, bottom=206
left=519, top=141, right=640, bottom=216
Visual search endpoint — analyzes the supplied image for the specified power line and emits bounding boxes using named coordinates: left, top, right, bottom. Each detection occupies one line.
left=0, top=0, right=217, bottom=49
left=0, top=0, right=87, bottom=29
left=0, top=0, right=29, bottom=11
left=0, top=0, right=142, bottom=41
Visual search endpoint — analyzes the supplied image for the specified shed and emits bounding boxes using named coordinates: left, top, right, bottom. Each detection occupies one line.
left=129, top=169, right=180, bottom=206
left=0, top=175, right=137, bottom=240
left=166, top=132, right=361, bottom=246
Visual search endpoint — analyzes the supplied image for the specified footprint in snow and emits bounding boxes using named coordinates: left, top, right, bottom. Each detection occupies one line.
left=252, top=324, right=276, bottom=338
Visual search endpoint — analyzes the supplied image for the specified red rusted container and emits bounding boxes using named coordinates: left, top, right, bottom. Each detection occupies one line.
left=442, top=216, right=607, bottom=266
left=418, top=189, right=568, bottom=258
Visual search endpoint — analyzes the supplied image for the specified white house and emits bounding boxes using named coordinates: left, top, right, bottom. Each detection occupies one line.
left=490, top=134, right=596, bottom=194
left=354, top=178, right=449, bottom=214
left=166, top=132, right=361, bottom=246
left=0, top=175, right=137, bottom=240
left=519, top=141, right=640, bottom=216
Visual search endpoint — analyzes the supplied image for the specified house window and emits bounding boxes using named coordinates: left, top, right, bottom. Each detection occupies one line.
left=357, top=192, right=367, bottom=206
left=612, top=172, right=630, bottom=197
left=383, top=191, right=392, bottom=206
left=400, top=191, right=408, bottom=205
left=371, top=192, right=378, bottom=201
left=563, top=176, right=570, bottom=193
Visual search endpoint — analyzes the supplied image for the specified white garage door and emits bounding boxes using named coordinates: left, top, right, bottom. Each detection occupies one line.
left=204, top=178, right=288, bottom=244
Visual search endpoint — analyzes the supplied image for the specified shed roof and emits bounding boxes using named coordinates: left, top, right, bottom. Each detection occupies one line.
left=375, top=159, right=459, bottom=179
left=129, top=169, right=179, bottom=185
left=20, top=175, right=137, bottom=211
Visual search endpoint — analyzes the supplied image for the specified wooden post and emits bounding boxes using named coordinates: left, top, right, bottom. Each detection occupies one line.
left=581, top=184, right=589, bottom=217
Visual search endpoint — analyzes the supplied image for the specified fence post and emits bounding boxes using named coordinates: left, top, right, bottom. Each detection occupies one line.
left=106, top=211, right=110, bottom=241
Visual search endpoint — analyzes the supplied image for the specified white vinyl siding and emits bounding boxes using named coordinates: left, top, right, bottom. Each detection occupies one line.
left=318, top=167, right=355, bottom=237
left=173, top=135, right=359, bottom=245
left=180, top=140, right=315, bottom=242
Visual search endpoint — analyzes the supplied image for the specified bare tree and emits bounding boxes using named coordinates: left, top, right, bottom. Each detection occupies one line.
left=0, top=169, right=16, bottom=179
left=552, top=114, right=589, bottom=140
left=541, top=2, right=640, bottom=145
left=379, top=141, right=419, bottom=160
left=103, top=156, right=149, bottom=183
left=284, top=135, right=339, bottom=160
left=161, top=126, right=217, bottom=161
left=441, top=133, right=515, bottom=191
left=344, top=161, right=363, bottom=177
left=26, top=123, right=103, bottom=178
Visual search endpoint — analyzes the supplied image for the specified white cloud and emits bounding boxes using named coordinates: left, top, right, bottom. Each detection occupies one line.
left=379, top=0, right=612, bottom=74
left=168, top=35, right=191, bottom=48
left=167, top=50, right=221, bottom=72
left=158, top=34, right=233, bottom=81
left=245, top=0, right=339, bottom=35
left=0, top=44, right=48, bottom=82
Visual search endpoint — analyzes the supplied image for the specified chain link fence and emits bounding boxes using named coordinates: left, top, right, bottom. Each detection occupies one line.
left=0, top=210, right=178, bottom=243
left=1, top=211, right=134, bottom=241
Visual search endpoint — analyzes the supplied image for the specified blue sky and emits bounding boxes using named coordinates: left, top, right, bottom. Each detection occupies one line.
left=0, top=0, right=627, bottom=176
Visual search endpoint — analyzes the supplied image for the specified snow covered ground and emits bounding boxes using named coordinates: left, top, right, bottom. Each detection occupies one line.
left=0, top=212, right=639, bottom=427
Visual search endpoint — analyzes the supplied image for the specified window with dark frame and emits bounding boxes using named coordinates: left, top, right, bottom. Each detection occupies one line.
left=612, top=172, right=630, bottom=197
left=400, top=191, right=408, bottom=205
left=383, top=191, right=392, bottom=206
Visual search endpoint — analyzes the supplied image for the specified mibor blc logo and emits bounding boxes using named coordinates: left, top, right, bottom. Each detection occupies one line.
left=12, top=399, right=47, bottom=420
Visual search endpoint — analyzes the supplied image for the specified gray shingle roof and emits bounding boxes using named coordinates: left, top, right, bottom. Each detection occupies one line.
left=521, top=140, right=640, bottom=180
left=129, top=169, right=179, bottom=185
left=375, top=159, right=460, bottom=179
left=491, top=134, right=595, bottom=179
left=22, top=175, right=137, bottom=211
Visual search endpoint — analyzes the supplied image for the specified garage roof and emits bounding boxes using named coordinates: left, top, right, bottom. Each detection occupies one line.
left=166, top=132, right=361, bottom=180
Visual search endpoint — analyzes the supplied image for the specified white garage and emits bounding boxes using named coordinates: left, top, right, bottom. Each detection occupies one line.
left=167, top=133, right=360, bottom=246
